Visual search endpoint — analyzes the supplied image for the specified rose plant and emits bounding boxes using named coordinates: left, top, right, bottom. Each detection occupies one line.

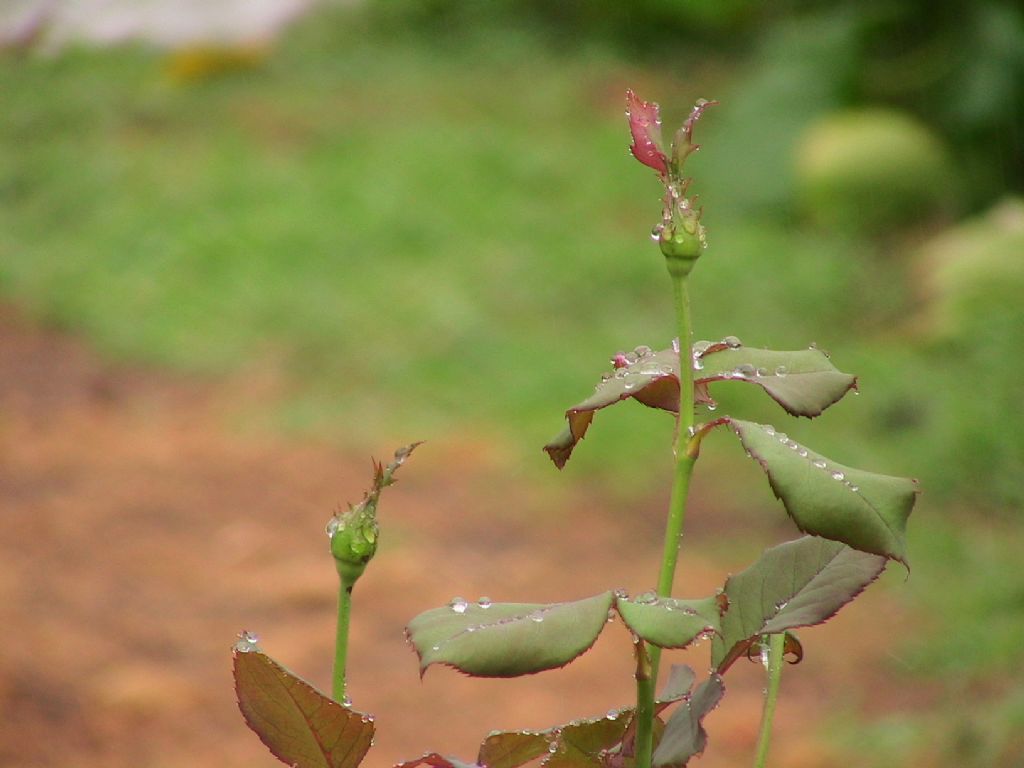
left=232, top=90, right=919, bottom=768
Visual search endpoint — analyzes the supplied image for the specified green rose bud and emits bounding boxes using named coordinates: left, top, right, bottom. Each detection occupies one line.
left=327, top=503, right=379, bottom=586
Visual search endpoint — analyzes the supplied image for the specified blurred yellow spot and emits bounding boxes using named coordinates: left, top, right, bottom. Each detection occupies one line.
left=163, top=44, right=268, bottom=84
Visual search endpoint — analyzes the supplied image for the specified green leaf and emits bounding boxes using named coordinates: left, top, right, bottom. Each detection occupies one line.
left=397, top=754, right=480, bottom=768
left=544, top=710, right=634, bottom=768
left=542, top=342, right=856, bottom=469
left=615, top=594, right=723, bottom=649
left=544, top=347, right=681, bottom=469
left=697, top=344, right=857, bottom=417
left=728, top=419, right=918, bottom=562
left=407, top=592, right=615, bottom=677
left=233, top=639, right=374, bottom=768
left=657, top=665, right=696, bottom=706
left=477, top=731, right=551, bottom=768
left=711, top=536, right=886, bottom=672
left=651, top=675, right=725, bottom=767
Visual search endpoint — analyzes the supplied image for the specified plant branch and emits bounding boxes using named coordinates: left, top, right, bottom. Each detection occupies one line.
left=753, top=633, right=786, bottom=768
left=333, top=579, right=354, bottom=703
left=635, top=273, right=698, bottom=768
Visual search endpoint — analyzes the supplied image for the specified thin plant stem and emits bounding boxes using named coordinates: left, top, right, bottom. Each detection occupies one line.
left=333, top=579, right=354, bottom=703
left=752, top=633, right=786, bottom=768
left=634, top=273, right=697, bottom=768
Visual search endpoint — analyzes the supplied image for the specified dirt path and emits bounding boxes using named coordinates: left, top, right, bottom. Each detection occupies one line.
left=0, top=308, right=924, bottom=768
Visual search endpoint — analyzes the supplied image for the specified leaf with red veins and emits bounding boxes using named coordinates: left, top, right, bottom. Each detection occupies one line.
left=626, top=90, right=669, bottom=176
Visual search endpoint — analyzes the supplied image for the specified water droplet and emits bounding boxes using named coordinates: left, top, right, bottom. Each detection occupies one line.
left=606, top=609, right=616, bottom=623
left=600, top=372, right=613, bottom=382
left=831, top=471, right=845, bottom=481
left=634, top=344, right=653, bottom=358
left=692, top=357, right=705, bottom=371
left=235, top=630, right=260, bottom=652
left=798, top=448, right=808, bottom=458
left=478, top=597, right=492, bottom=609
left=635, top=591, right=658, bottom=604
left=623, top=380, right=636, bottom=390
left=764, top=425, right=776, bottom=436
left=774, top=366, right=788, bottom=377
left=681, top=606, right=697, bottom=616
left=659, top=364, right=673, bottom=374
left=692, top=340, right=712, bottom=355
left=449, top=597, right=469, bottom=614
left=756, top=367, right=768, bottom=377
left=343, top=695, right=353, bottom=707
left=466, top=625, right=477, bottom=633
left=431, top=644, right=440, bottom=651
left=786, top=440, right=799, bottom=450
left=775, top=432, right=788, bottom=442
left=529, top=611, right=545, bottom=623
left=606, top=709, right=619, bottom=721
left=849, top=484, right=860, bottom=492
left=650, top=224, right=664, bottom=241
left=672, top=337, right=681, bottom=353
left=774, top=600, right=789, bottom=612
left=736, top=364, right=756, bottom=377
left=548, top=742, right=559, bottom=754
left=812, top=459, right=827, bottom=469
left=760, top=644, right=770, bottom=669
left=325, top=518, right=340, bottom=538
left=723, top=335, right=742, bottom=348
left=706, top=402, right=718, bottom=411
left=614, top=368, right=628, bottom=379
left=624, top=352, right=639, bottom=365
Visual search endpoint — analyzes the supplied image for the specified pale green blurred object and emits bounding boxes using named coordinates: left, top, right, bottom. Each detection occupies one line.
left=795, top=109, right=954, bottom=233
left=914, top=197, right=1024, bottom=338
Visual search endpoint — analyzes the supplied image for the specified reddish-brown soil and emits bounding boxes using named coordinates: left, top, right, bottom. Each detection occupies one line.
left=0, top=308, right=928, bottom=768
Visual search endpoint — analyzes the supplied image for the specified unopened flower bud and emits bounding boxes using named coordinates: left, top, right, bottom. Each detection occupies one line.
left=328, top=503, right=379, bottom=586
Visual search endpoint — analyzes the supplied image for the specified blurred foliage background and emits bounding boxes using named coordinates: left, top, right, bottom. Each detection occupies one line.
left=2, top=0, right=1023, bottom=765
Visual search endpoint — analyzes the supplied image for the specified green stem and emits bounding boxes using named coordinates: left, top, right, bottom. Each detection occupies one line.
left=333, top=579, right=353, bottom=703
left=752, top=634, right=786, bottom=768
left=634, top=274, right=697, bottom=768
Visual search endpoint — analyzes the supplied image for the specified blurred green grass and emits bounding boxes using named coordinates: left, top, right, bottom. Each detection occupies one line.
left=1, top=7, right=1023, bottom=764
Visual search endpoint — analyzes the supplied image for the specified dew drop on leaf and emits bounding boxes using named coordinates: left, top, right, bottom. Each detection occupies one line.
left=478, top=596, right=492, bottom=609
left=775, top=365, right=788, bottom=377
left=449, top=597, right=469, bottom=614
left=812, top=459, right=827, bottom=469
left=235, top=630, right=260, bottom=653
left=831, top=471, right=846, bottom=481
left=723, top=335, right=742, bottom=348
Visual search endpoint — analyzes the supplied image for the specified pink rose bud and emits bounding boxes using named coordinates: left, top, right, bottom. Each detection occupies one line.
left=626, top=90, right=669, bottom=177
